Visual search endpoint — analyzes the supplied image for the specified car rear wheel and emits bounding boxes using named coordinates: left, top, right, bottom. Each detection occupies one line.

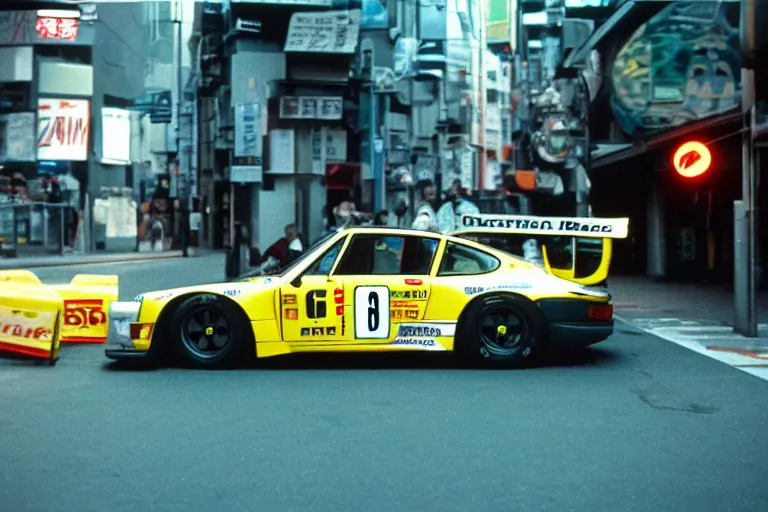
left=456, top=293, right=545, bottom=368
left=170, top=294, right=252, bottom=368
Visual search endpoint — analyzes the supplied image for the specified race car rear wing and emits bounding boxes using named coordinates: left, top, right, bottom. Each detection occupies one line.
left=452, top=214, right=630, bottom=286
left=454, top=214, right=629, bottom=239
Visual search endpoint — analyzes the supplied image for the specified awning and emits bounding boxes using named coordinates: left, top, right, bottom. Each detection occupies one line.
left=591, top=110, right=741, bottom=169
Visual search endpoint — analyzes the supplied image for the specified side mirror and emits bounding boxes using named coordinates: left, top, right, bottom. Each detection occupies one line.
left=290, top=275, right=302, bottom=288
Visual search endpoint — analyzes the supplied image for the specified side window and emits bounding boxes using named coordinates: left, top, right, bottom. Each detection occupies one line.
left=305, top=239, right=345, bottom=276
left=438, top=242, right=500, bottom=276
left=334, top=235, right=438, bottom=275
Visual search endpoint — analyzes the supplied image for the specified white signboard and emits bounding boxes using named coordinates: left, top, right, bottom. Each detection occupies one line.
left=323, top=128, right=347, bottom=162
left=284, top=9, right=361, bottom=54
left=231, top=165, right=262, bottom=183
left=311, top=128, right=347, bottom=175
left=37, top=99, right=90, bottom=161
left=279, top=96, right=343, bottom=120
left=269, top=129, right=295, bottom=174
left=100, top=107, right=131, bottom=165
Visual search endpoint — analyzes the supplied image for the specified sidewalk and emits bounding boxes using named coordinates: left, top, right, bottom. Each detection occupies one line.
left=0, top=248, right=223, bottom=270
left=611, top=275, right=768, bottom=381
left=610, top=275, right=768, bottom=324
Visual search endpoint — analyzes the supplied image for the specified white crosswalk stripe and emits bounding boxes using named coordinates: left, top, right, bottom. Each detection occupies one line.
left=617, top=316, right=768, bottom=382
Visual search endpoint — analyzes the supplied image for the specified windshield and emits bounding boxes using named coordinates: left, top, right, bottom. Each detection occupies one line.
left=274, top=231, right=340, bottom=277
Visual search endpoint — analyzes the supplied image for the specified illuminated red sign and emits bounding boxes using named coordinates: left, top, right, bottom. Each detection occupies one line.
left=36, top=17, right=79, bottom=41
left=673, top=141, right=712, bottom=178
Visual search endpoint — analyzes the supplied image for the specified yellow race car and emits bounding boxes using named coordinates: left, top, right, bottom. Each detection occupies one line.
left=0, top=271, right=119, bottom=365
left=105, top=215, right=629, bottom=369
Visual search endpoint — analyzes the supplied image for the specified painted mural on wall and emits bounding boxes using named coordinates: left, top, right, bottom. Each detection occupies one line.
left=610, top=1, right=740, bottom=136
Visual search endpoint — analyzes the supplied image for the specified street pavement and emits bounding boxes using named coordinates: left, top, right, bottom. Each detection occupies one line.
left=1, top=257, right=768, bottom=511
left=611, top=276, right=768, bottom=382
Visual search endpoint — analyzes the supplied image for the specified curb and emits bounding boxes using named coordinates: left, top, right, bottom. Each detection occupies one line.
left=0, top=251, right=186, bottom=270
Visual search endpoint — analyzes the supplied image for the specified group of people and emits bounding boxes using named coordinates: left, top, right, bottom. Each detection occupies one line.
left=246, top=179, right=476, bottom=273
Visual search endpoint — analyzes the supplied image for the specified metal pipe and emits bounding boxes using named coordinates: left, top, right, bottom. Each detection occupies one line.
left=477, top=0, right=487, bottom=191
left=174, top=0, right=189, bottom=257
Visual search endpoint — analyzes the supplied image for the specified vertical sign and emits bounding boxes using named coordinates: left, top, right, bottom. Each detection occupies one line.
left=234, top=103, right=261, bottom=159
left=232, top=103, right=262, bottom=183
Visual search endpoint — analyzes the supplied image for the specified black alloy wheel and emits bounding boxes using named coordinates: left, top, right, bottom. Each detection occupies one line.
left=180, top=305, right=232, bottom=359
left=477, top=306, right=530, bottom=358
left=170, top=294, right=252, bottom=368
left=456, top=293, right=544, bottom=368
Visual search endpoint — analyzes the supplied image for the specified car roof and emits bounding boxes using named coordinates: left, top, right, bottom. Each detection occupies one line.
left=341, top=226, right=531, bottom=265
left=343, top=225, right=445, bottom=237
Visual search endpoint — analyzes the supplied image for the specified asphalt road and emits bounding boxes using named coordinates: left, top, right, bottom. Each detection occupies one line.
left=2, top=255, right=768, bottom=512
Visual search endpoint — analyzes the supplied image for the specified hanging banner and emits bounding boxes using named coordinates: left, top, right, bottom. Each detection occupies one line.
left=234, top=103, right=262, bottom=159
left=37, top=98, right=90, bottom=161
left=283, top=9, right=361, bottom=54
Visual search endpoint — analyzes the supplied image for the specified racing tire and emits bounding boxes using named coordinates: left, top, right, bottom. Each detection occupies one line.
left=169, top=294, right=253, bottom=369
left=456, top=293, right=545, bottom=369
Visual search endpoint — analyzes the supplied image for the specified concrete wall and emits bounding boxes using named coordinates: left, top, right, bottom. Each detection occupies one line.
left=230, top=38, right=286, bottom=250
left=89, top=1, right=152, bottom=195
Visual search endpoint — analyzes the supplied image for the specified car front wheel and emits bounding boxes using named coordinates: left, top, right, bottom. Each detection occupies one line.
left=170, top=294, right=252, bottom=368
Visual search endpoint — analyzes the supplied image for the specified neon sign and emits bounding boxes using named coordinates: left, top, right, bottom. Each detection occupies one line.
left=673, top=141, right=712, bottom=178
left=36, top=17, right=79, bottom=41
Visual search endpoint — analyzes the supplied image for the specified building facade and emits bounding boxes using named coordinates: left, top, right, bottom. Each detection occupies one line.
left=191, top=0, right=511, bottom=253
left=514, top=0, right=765, bottom=285
left=0, top=1, right=180, bottom=256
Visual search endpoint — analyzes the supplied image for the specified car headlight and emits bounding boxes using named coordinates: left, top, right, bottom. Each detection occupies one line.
left=107, top=301, right=142, bottom=349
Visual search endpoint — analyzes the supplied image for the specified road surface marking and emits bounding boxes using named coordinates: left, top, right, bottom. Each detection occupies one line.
left=616, top=316, right=768, bottom=382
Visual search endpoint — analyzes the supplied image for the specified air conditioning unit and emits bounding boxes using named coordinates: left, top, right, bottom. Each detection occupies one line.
left=235, top=18, right=261, bottom=34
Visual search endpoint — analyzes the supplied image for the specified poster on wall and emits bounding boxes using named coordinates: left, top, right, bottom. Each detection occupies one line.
left=269, top=129, right=295, bottom=174
left=37, top=99, right=90, bottom=161
left=101, top=108, right=131, bottom=165
left=0, top=112, right=36, bottom=162
left=284, top=9, right=361, bottom=54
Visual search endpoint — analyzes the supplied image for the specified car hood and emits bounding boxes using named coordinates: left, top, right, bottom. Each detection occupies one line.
left=133, top=276, right=281, bottom=303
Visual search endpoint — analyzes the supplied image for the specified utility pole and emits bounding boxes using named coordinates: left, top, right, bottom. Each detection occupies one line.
left=174, top=0, right=189, bottom=257
left=734, top=0, right=760, bottom=336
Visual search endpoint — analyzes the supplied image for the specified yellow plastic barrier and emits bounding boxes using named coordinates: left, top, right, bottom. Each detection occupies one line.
left=0, top=282, right=62, bottom=364
left=0, top=271, right=119, bottom=344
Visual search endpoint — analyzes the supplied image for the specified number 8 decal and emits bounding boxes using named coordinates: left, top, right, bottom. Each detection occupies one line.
left=354, top=286, right=389, bottom=339
left=368, top=292, right=379, bottom=332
